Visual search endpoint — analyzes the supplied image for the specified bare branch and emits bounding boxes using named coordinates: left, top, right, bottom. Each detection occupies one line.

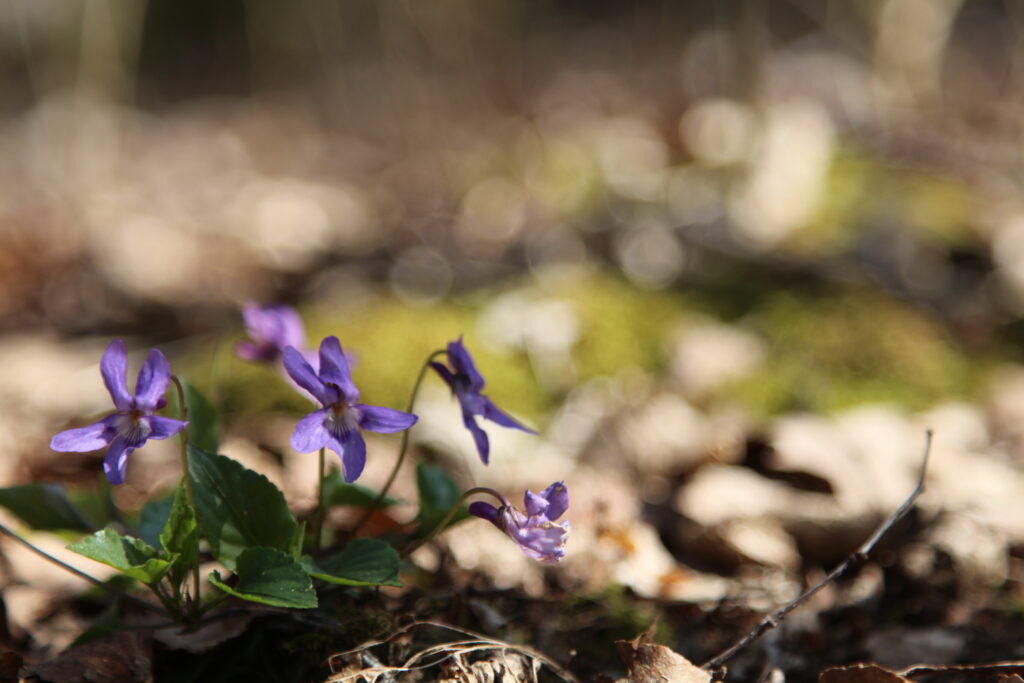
left=701, top=429, right=934, bottom=673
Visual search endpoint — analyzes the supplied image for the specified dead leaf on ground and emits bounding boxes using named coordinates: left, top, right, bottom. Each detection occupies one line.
left=818, top=663, right=910, bottom=683
left=153, top=609, right=255, bottom=653
left=615, top=624, right=710, bottom=683
left=25, top=631, right=151, bottom=683
left=439, top=651, right=540, bottom=682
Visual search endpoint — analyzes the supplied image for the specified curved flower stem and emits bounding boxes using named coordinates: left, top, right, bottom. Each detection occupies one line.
left=312, top=447, right=326, bottom=555
left=350, top=349, right=446, bottom=536
left=170, top=375, right=201, bottom=619
left=0, top=523, right=167, bottom=615
left=400, top=487, right=507, bottom=558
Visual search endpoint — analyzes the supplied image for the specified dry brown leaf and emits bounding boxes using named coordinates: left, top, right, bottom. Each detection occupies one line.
left=26, top=631, right=151, bottom=683
left=615, top=624, right=710, bottom=683
left=153, top=610, right=255, bottom=653
left=818, top=663, right=910, bottom=683
left=439, top=651, right=540, bottom=682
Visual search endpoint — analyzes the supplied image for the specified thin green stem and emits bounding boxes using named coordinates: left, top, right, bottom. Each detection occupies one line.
left=150, top=583, right=181, bottom=619
left=313, top=447, right=326, bottom=555
left=0, top=523, right=166, bottom=615
left=170, top=375, right=202, bottom=619
left=195, top=590, right=230, bottom=617
left=400, top=487, right=506, bottom=558
left=350, top=349, right=446, bottom=535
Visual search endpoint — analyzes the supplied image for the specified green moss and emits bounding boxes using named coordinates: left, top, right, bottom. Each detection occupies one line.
left=787, top=150, right=979, bottom=257
left=551, top=273, right=688, bottom=379
left=187, top=268, right=988, bottom=425
left=724, top=289, right=991, bottom=415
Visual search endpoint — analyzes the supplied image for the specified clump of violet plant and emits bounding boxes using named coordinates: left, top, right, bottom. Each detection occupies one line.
left=23, top=312, right=569, bottom=634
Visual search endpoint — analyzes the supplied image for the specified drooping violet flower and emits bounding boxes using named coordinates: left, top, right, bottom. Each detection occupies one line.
left=235, top=303, right=310, bottom=365
left=469, top=482, right=569, bottom=563
left=283, top=336, right=417, bottom=482
left=430, top=337, right=535, bottom=464
left=50, top=340, right=188, bottom=486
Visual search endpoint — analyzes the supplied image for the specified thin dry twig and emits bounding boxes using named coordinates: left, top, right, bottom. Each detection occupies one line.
left=0, top=522, right=167, bottom=615
left=701, top=429, right=935, bottom=673
left=901, top=661, right=1024, bottom=678
left=326, top=620, right=578, bottom=683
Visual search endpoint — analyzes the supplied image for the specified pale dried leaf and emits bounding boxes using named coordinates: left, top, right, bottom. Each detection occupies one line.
left=615, top=626, right=709, bottom=683
left=818, top=663, right=910, bottom=683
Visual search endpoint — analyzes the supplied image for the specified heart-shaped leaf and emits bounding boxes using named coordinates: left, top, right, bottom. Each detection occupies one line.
left=0, top=484, right=95, bottom=532
left=138, top=496, right=174, bottom=549
left=187, top=446, right=297, bottom=570
left=322, top=472, right=399, bottom=508
left=68, top=528, right=175, bottom=585
left=307, top=538, right=401, bottom=587
left=209, top=547, right=316, bottom=608
left=415, top=463, right=470, bottom=534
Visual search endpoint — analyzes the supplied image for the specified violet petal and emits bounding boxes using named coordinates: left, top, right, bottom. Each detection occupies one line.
left=317, top=336, right=360, bottom=403
left=328, top=427, right=366, bottom=483
left=103, top=436, right=134, bottom=486
left=291, top=408, right=332, bottom=452
left=282, top=346, right=331, bottom=405
left=468, top=501, right=500, bottom=526
left=134, top=349, right=172, bottom=412
left=523, top=490, right=551, bottom=517
left=462, top=412, right=490, bottom=464
left=100, top=340, right=132, bottom=412
left=356, top=404, right=417, bottom=434
left=429, top=361, right=455, bottom=388
left=482, top=399, right=536, bottom=433
left=448, top=337, right=485, bottom=392
left=145, top=415, right=189, bottom=440
left=539, top=481, right=568, bottom=521
left=50, top=417, right=114, bottom=453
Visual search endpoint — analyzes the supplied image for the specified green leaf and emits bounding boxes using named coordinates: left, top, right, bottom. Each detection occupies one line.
left=68, top=528, right=175, bottom=585
left=307, top=538, right=401, bottom=587
left=168, top=379, right=219, bottom=453
left=415, top=463, right=469, bottom=533
left=209, top=547, right=316, bottom=609
left=187, top=445, right=297, bottom=570
left=322, top=472, right=399, bottom=508
left=138, top=496, right=174, bottom=548
left=0, top=483, right=95, bottom=532
left=159, top=484, right=199, bottom=587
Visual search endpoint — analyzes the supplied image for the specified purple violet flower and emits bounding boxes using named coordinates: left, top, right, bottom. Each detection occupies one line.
left=236, top=303, right=310, bottom=365
left=283, top=336, right=417, bottom=482
left=430, top=337, right=536, bottom=464
left=50, top=340, right=188, bottom=486
left=469, top=482, right=569, bottom=563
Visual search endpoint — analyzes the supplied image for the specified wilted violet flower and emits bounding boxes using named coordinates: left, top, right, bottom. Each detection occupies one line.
left=430, top=337, right=535, bottom=464
left=50, top=340, right=188, bottom=486
left=236, top=303, right=309, bottom=364
left=283, top=336, right=417, bottom=482
left=469, top=482, right=569, bottom=563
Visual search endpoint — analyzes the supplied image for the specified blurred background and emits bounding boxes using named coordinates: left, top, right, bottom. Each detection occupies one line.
left=6, top=0, right=1024, bottom=671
